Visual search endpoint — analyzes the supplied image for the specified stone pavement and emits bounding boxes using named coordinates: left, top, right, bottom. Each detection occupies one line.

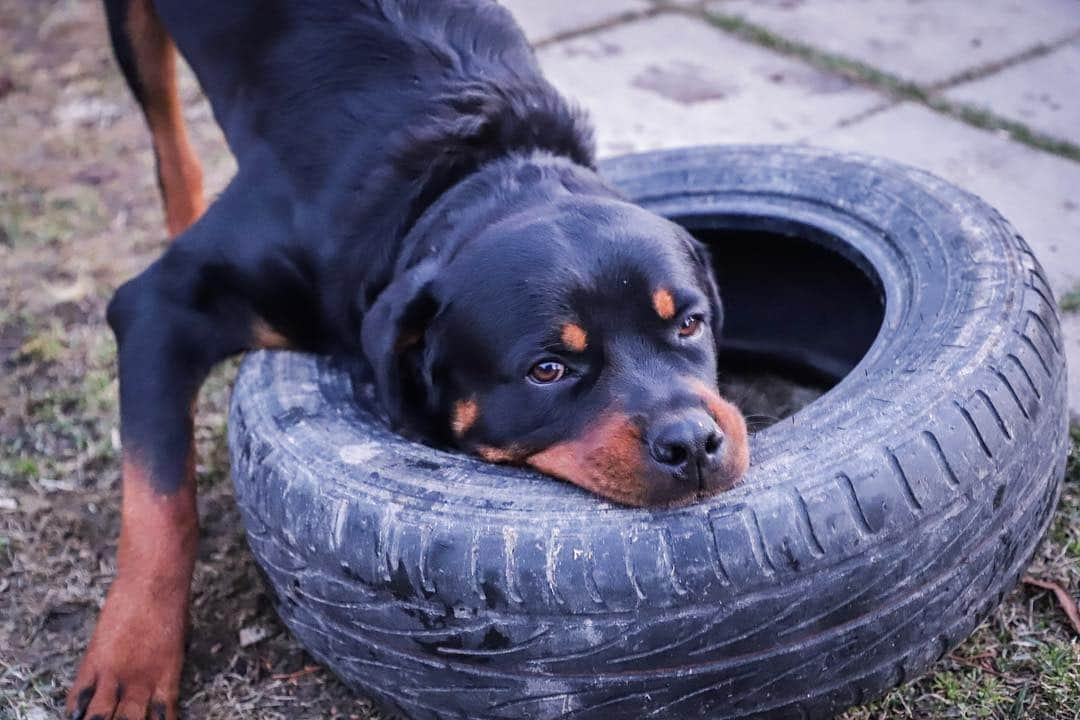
left=502, top=0, right=1080, bottom=420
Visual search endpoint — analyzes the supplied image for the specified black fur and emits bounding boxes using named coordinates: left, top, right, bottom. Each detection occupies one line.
left=73, top=4, right=749, bottom=716
left=109, top=0, right=734, bottom=502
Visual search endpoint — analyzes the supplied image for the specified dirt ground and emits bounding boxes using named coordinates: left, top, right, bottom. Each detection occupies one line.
left=1, top=2, right=1077, bottom=719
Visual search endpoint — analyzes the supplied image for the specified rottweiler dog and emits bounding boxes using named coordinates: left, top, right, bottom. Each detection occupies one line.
left=68, top=1, right=750, bottom=717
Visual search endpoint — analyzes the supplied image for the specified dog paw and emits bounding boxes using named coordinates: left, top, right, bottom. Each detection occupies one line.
left=67, top=677, right=173, bottom=720
left=66, top=577, right=187, bottom=720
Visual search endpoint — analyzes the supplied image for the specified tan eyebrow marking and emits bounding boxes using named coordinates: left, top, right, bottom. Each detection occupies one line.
left=652, top=288, right=676, bottom=320
left=561, top=323, right=588, bottom=352
left=452, top=398, right=479, bottom=437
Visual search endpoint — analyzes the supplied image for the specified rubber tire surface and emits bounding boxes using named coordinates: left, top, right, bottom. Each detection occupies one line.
left=228, top=145, right=1069, bottom=720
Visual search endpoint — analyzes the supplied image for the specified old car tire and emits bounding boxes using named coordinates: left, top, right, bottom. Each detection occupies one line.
left=229, top=145, right=1069, bottom=720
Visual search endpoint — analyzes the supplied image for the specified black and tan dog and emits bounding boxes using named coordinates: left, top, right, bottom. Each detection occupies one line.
left=69, top=1, right=750, bottom=717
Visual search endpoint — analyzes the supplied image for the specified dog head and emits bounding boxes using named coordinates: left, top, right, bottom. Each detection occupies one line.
left=362, top=158, right=748, bottom=506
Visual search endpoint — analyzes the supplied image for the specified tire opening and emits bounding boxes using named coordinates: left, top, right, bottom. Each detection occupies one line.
left=684, top=217, right=886, bottom=431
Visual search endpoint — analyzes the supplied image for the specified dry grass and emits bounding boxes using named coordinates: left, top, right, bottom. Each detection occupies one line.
left=1, top=2, right=1076, bottom=719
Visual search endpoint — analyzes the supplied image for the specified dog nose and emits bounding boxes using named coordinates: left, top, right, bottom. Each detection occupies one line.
left=648, top=412, right=724, bottom=478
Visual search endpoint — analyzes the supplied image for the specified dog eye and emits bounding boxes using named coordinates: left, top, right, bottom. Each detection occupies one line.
left=528, top=360, right=566, bottom=384
left=678, top=313, right=704, bottom=337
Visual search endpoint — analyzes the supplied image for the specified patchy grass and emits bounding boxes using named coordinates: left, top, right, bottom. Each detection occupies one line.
left=1060, top=285, right=1080, bottom=315
left=0, top=181, right=108, bottom=249
left=0, top=1, right=372, bottom=717
left=1, top=1, right=1077, bottom=719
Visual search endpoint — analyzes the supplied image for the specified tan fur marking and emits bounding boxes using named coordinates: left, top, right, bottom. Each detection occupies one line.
left=66, top=456, right=196, bottom=720
left=652, top=288, right=676, bottom=320
left=251, top=319, right=292, bottom=350
left=476, top=445, right=521, bottom=463
left=452, top=398, right=479, bottom=438
left=526, top=411, right=651, bottom=506
left=690, top=380, right=750, bottom=487
left=561, top=323, right=588, bottom=352
left=127, top=0, right=205, bottom=238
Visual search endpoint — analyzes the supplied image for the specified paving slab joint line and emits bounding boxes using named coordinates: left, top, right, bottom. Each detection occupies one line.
left=532, top=6, right=668, bottom=49
left=702, top=10, right=1080, bottom=164
left=649, top=0, right=711, bottom=10
left=831, top=99, right=905, bottom=131
left=930, top=27, right=1080, bottom=92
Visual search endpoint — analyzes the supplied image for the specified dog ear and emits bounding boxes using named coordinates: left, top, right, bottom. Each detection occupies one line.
left=361, top=258, right=442, bottom=432
left=688, top=237, right=724, bottom=341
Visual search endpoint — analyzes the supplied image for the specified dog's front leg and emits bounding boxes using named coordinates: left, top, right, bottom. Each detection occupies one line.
left=66, top=256, right=257, bottom=720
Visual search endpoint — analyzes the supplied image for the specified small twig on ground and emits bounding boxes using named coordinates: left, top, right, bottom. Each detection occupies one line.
left=947, top=653, right=1002, bottom=677
left=1022, top=575, right=1080, bottom=636
left=270, top=665, right=321, bottom=682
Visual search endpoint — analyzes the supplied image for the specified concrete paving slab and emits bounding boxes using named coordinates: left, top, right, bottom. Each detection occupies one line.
left=499, top=0, right=648, bottom=44
left=812, top=102, right=1080, bottom=415
left=812, top=103, right=1080, bottom=294
left=536, top=14, right=885, bottom=156
left=708, top=0, right=1080, bottom=86
left=946, top=39, right=1080, bottom=147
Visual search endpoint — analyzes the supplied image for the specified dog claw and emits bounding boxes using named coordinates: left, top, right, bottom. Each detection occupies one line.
left=69, top=685, right=94, bottom=720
